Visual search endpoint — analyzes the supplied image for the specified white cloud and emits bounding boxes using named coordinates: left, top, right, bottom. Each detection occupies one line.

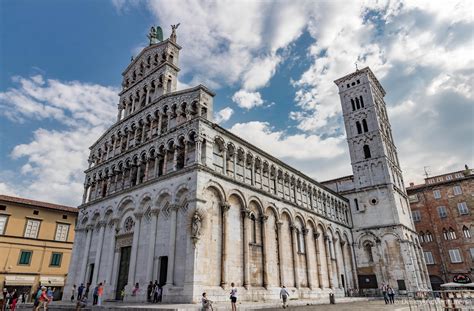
left=214, top=107, right=234, bottom=124
left=230, top=121, right=345, bottom=160
left=0, top=182, right=18, bottom=197
left=232, top=90, right=264, bottom=109
left=0, top=75, right=118, bottom=205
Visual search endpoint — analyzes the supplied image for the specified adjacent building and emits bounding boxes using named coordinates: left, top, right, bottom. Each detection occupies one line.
left=0, top=195, right=77, bottom=301
left=407, top=167, right=474, bottom=289
left=64, top=26, right=428, bottom=304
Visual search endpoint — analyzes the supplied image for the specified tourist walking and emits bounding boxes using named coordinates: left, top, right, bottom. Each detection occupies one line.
left=9, top=289, right=18, bottom=311
left=387, top=286, right=395, bottom=304
left=71, top=284, right=76, bottom=302
left=147, top=281, right=153, bottom=302
left=201, top=292, right=213, bottom=310
left=152, top=281, right=159, bottom=303
left=97, top=283, right=104, bottom=306
left=381, top=283, right=389, bottom=304
left=132, top=282, right=140, bottom=296
left=280, top=285, right=290, bottom=309
left=0, top=289, right=5, bottom=311
left=46, top=287, right=54, bottom=308
left=92, top=285, right=98, bottom=305
left=77, top=283, right=84, bottom=300
left=230, top=282, right=237, bottom=311
left=34, top=287, right=48, bottom=311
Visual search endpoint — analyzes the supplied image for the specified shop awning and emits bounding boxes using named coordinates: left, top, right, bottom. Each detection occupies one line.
left=4, top=275, right=36, bottom=286
left=39, top=276, right=65, bottom=287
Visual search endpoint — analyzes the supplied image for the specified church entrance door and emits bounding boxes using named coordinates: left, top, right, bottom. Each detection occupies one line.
left=116, top=246, right=131, bottom=300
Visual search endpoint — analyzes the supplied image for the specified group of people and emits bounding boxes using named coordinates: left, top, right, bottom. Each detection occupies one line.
left=32, top=286, right=55, bottom=311
left=0, top=288, right=21, bottom=311
left=70, top=282, right=104, bottom=310
left=381, top=283, right=396, bottom=304
left=146, top=281, right=163, bottom=303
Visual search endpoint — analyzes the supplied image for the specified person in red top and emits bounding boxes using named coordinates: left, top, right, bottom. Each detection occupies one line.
left=97, top=283, right=104, bottom=306
left=34, top=287, right=48, bottom=311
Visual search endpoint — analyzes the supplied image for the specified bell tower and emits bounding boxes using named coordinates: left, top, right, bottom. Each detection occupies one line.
left=116, top=25, right=182, bottom=121
left=333, top=67, right=431, bottom=292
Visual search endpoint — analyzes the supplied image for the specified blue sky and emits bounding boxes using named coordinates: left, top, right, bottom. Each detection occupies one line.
left=1, top=0, right=473, bottom=206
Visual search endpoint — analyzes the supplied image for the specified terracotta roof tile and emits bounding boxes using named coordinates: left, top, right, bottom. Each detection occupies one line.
left=0, top=195, right=78, bottom=214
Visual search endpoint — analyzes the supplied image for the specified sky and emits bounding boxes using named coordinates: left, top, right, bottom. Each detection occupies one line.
left=0, top=0, right=473, bottom=206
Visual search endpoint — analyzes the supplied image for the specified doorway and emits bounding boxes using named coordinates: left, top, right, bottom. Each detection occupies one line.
left=115, top=246, right=131, bottom=300
left=159, top=256, right=168, bottom=286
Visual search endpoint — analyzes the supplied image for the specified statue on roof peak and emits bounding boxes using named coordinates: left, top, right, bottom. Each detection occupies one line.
left=170, top=23, right=180, bottom=43
left=147, top=26, right=163, bottom=45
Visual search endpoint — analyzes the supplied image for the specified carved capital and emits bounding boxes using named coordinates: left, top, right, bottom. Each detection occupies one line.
left=240, top=207, right=252, bottom=218
left=220, top=202, right=231, bottom=213
left=150, top=208, right=160, bottom=216
left=313, top=232, right=320, bottom=240
left=289, top=224, right=297, bottom=231
left=133, top=211, right=144, bottom=219
left=86, top=224, right=95, bottom=231
left=340, top=240, right=346, bottom=246
left=276, top=221, right=283, bottom=229
left=97, top=220, right=107, bottom=228
left=302, top=228, right=309, bottom=235
left=260, top=215, right=268, bottom=223
left=324, top=234, right=330, bottom=241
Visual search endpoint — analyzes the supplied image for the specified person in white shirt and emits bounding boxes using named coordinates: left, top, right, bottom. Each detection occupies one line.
left=280, top=285, right=290, bottom=309
left=229, top=282, right=237, bottom=311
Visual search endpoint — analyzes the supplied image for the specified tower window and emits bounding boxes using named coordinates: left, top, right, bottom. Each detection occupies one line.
left=351, top=99, right=355, bottom=111
left=362, top=119, right=368, bottom=132
left=363, top=145, right=371, bottom=159
left=356, top=121, right=362, bottom=134
left=360, top=96, right=364, bottom=107
left=357, top=79, right=360, bottom=84
left=355, top=97, right=360, bottom=109
left=354, top=198, right=359, bottom=211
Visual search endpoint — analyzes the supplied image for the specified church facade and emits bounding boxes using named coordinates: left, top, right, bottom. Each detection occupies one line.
left=64, top=28, right=429, bottom=303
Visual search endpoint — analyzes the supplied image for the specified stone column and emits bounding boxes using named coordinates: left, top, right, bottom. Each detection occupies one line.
left=350, top=242, right=359, bottom=289
left=157, top=114, right=162, bottom=136
left=290, top=225, right=300, bottom=288
left=166, top=204, right=178, bottom=286
left=261, top=215, right=269, bottom=289
left=195, top=139, right=202, bottom=164
left=106, top=219, right=119, bottom=298
left=92, top=221, right=106, bottom=284
left=220, top=202, right=230, bottom=288
left=145, top=209, right=159, bottom=283
left=303, top=228, right=313, bottom=289
left=276, top=221, right=284, bottom=286
left=135, top=164, right=141, bottom=185
left=333, top=237, right=342, bottom=288
left=233, top=154, right=237, bottom=179
left=222, top=147, right=227, bottom=175
left=313, top=233, right=323, bottom=289
left=418, top=246, right=430, bottom=289
left=242, top=208, right=250, bottom=288
left=251, top=158, right=255, bottom=186
left=153, top=155, right=160, bottom=178
left=145, top=88, right=150, bottom=106
left=128, top=212, right=142, bottom=286
left=340, top=240, right=348, bottom=290
left=162, top=151, right=168, bottom=174
left=172, top=148, right=178, bottom=171
left=143, top=160, right=149, bottom=182
left=79, top=225, right=93, bottom=284
left=141, top=123, right=147, bottom=143
left=131, top=96, right=136, bottom=112
left=324, top=235, right=334, bottom=288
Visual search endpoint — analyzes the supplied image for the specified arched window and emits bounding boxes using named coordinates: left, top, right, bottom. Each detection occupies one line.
left=419, top=231, right=425, bottom=243
left=362, top=119, right=369, bottom=132
left=463, top=226, right=471, bottom=238
left=356, top=121, right=362, bottom=134
left=355, top=97, right=361, bottom=109
left=449, top=227, right=457, bottom=240
left=351, top=99, right=356, bottom=111
left=363, top=145, right=371, bottom=159
left=364, top=241, right=374, bottom=262
left=443, top=228, right=449, bottom=240
left=426, top=231, right=433, bottom=242
left=360, top=95, right=364, bottom=107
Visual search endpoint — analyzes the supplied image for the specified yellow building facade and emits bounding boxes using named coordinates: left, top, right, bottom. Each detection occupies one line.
left=0, top=195, right=77, bottom=301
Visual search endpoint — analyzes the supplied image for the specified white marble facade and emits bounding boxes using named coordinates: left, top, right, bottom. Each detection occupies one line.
left=64, top=30, right=428, bottom=304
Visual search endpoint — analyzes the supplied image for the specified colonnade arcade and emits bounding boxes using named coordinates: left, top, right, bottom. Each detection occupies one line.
left=198, top=184, right=358, bottom=292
